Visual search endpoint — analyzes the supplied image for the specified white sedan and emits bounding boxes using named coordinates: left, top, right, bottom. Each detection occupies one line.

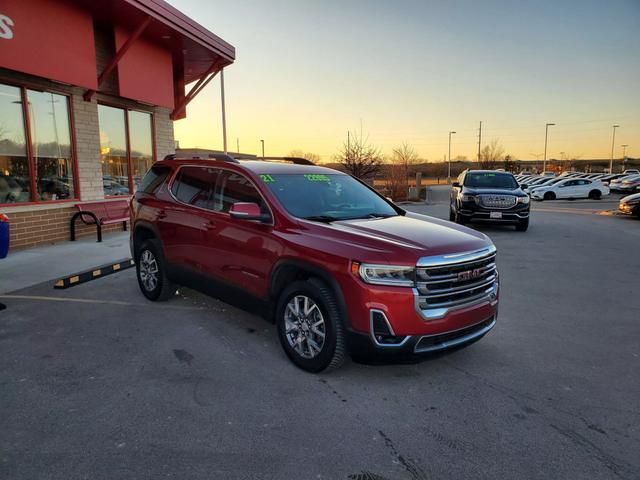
left=531, top=178, right=610, bottom=201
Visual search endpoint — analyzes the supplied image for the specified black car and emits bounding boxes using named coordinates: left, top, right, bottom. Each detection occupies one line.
left=450, top=170, right=531, bottom=231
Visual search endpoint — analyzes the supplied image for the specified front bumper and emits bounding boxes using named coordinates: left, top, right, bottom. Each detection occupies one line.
left=348, top=315, right=497, bottom=356
left=619, top=203, right=640, bottom=217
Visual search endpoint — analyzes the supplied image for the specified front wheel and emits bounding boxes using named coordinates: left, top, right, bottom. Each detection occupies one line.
left=135, top=239, right=176, bottom=301
left=543, top=191, right=556, bottom=201
left=276, top=278, right=346, bottom=373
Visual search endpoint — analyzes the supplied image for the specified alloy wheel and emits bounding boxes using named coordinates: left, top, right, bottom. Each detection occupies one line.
left=139, top=249, right=159, bottom=292
left=284, top=295, right=326, bottom=359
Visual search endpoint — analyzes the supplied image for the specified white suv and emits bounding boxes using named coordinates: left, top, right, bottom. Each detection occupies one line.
left=531, top=178, right=609, bottom=201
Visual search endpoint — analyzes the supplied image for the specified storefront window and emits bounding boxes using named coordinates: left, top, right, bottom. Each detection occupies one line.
left=98, top=105, right=155, bottom=196
left=0, top=84, right=30, bottom=204
left=27, top=90, right=75, bottom=201
left=129, top=111, right=153, bottom=190
left=98, top=105, right=130, bottom=196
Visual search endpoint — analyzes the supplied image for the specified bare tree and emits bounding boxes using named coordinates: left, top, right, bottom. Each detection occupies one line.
left=288, top=150, right=321, bottom=164
left=335, top=131, right=382, bottom=179
left=387, top=143, right=418, bottom=200
left=479, top=139, right=505, bottom=169
left=503, top=154, right=516, bottom=172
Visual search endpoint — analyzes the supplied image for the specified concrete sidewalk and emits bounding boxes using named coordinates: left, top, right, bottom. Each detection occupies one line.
left=0, top=232, right=131, bottom=294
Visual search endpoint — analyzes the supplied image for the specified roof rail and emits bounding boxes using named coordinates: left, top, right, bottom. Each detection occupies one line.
left=260, top=156, right=315, bottom=165
left=163, top=153, right=239, bottom=163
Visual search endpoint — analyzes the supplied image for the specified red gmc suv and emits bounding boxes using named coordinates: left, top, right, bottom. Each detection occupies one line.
left=130, top=153, right=499, bottom=372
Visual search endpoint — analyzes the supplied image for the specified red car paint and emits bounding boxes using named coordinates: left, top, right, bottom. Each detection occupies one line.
left=131, top=157, right=498, bottom=355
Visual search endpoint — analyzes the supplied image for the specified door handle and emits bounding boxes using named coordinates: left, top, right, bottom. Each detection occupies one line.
left=201, top=221, right=216, bottom=231
left=157, top=209, right=167, bottom=220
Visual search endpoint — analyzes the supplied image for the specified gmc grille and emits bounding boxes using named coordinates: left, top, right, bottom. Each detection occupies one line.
left=478, top=194, right=517, bottom=209
left=415, top=249, right=497, bottom=313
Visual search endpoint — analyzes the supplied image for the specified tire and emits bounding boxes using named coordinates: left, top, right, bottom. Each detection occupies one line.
left=135, top=239, right=175, bottom=301
left=588, top=189, right=602, bottom=200
left=543, top=191, right=556, bottom=201
left=515, top=218, right=529, bottom=231
left=454, top=211, right=467, bottom=225
left=276, top=278, right=346, bottom=373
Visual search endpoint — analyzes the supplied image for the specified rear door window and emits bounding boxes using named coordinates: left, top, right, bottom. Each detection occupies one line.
left=170, top=166, right=218, bottom=209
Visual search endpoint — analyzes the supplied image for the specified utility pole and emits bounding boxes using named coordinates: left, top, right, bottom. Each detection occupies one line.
left=609, top=125, right=619, bottom=173
left=543, top=123, right=555, bottom=173
left=236, top=138, right=239, bottom=154
left=477, top=121, right=482, bottom=164
left=220, top=69, right=227, bottom=154
left=260, top=139, right=265, bottom=159
left=448, top=131, right=456, bottom=183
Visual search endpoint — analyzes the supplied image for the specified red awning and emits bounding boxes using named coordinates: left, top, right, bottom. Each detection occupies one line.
left=79, top=0, right=235, bottom=84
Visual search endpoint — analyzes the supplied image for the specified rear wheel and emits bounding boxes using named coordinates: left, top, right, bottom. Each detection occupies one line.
left=135, top=239, right=175, bottom=301
left=543, top=191, right=556, bottom=201
left=588, top=189, right=602, bottom=200
left=515, top=218, right=529, bottom=231
left=276, top=278, right=346, bottom=373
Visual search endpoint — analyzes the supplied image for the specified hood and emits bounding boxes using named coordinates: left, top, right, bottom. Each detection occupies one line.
left=297, top=213, right=492, bottom=263
left=621, top=192, right=640, bottom=202
left=464, top=187, right=526, bottom=197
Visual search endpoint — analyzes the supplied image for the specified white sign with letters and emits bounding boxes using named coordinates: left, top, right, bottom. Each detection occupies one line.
left=0, top=14, right=14, bottom=40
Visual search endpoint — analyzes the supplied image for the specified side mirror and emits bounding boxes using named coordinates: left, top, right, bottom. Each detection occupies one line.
left=520, top=184, right=528, bottom=190
left=452, top=182, right=460, bottom=188
left=229, top=202, right=269, bottom=222
left=385, top=196, right=394, bottom=203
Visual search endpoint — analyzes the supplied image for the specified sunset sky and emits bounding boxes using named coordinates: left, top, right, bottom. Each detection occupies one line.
left=169, top=0, right=640, bottom=163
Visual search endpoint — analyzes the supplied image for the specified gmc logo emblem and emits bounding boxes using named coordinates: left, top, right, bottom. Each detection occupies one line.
left=457, top=268, right=482, bottom=282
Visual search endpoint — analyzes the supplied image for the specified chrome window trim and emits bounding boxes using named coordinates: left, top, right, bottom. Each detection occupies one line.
left=167, top=164, right=275, bottom=226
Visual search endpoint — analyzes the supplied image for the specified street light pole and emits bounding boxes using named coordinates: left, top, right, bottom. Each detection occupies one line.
left=220, top=69, right=227, bottom=154
left=609, top=125, right=619, bottom=173
left=543, top=123, right=555, bottom=173
left=260, top=139, right=265, bottom=159
left=448, top=131, right=456, bottom=183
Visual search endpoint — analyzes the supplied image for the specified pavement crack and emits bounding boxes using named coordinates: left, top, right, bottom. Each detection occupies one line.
left=377, top=430, right=428, bottom=480
left=549, top=424, right=635, bottom=480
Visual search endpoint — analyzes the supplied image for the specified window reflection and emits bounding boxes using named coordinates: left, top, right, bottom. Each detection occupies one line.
left=27, top=90, right=75, bottom=200
left=0, top=83, right=30, bottom=203
left=98, top=105, right=130, bottom=196
left=129, top=110, right=153, bottom=189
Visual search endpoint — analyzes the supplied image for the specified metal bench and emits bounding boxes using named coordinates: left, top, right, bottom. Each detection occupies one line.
left=70, top=200, right=129, bottom=242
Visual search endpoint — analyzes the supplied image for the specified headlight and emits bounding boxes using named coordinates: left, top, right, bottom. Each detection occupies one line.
left=357, top=263, right=415, bottom=286
left=458, top=194, right=476, bottom=202
left=518, top=196, right=530, bottom=204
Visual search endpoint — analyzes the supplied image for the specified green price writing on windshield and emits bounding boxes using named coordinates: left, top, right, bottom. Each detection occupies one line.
left=260, top=174, right=276, bottom=183
left=304, top=174, right=330, bottom=182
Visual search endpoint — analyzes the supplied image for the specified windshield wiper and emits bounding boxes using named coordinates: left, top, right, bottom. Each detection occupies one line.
left=349, top=212, right=397, bottom=219
left=302, top=215, right=340, bottom=223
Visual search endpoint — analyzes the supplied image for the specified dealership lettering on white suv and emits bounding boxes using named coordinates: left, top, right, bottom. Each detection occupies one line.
left=0, top=14, right=14, bottom=40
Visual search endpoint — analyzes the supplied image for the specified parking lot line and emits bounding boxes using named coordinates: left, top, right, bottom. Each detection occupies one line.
left=0, top=294, right=204, bottom=311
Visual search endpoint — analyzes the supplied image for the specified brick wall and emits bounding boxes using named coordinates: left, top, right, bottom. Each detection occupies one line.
left=72, top=94, right=105, bottom=201
left=154, top=107, right=175, bottom=161
left=6, top=206, right=128, bottom=250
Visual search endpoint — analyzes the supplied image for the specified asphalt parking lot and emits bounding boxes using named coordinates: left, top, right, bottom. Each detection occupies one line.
left=1, top=195, right=639, bottom=480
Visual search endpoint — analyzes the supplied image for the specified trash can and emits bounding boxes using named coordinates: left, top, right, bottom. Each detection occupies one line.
left=0, top=213, right=9, bottom=259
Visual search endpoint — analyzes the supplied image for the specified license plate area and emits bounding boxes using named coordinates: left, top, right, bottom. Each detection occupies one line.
left=489, top=211, right=503, bottom=219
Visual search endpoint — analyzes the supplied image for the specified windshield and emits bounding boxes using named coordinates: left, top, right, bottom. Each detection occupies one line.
left=261, top=173, right=397, bottom=221
left=464, top=172, right=518, bottom=189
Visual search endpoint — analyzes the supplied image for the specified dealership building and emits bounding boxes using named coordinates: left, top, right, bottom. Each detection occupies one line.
left=0, top=0, right=234, bottom=249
